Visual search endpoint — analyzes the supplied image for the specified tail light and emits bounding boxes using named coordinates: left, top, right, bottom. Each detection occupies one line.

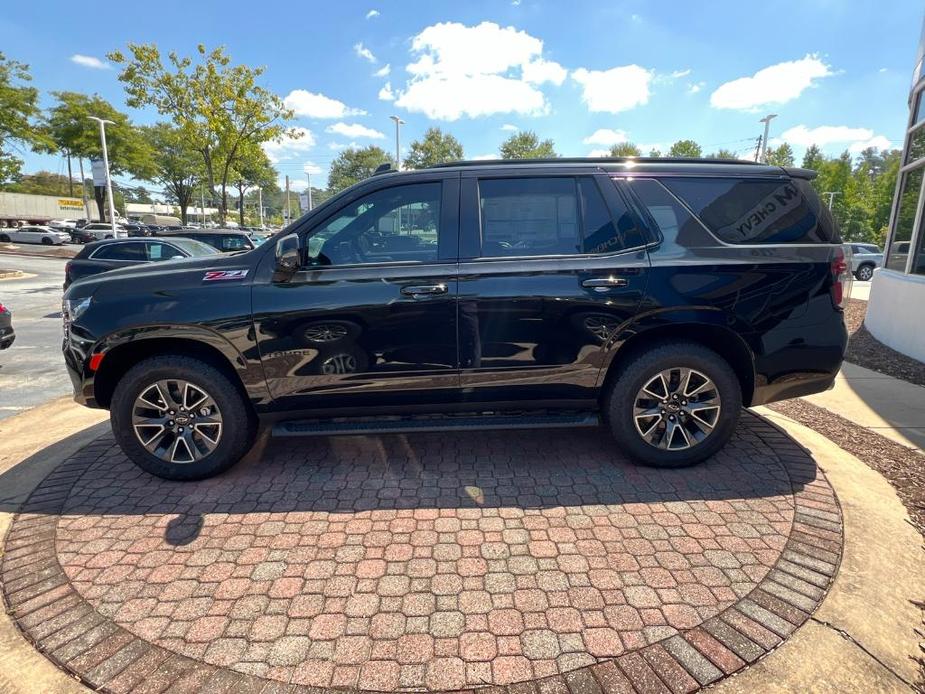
left=0, top=303, right=7, bottom=313
left=830, top=246, right=851, bottom=310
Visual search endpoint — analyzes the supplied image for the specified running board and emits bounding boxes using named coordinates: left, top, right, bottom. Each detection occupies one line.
left=272, top=411, right=601, bottom=438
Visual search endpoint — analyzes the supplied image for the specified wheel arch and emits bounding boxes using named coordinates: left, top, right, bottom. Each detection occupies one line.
left=93, top=335, right=256, bottom=410
left=600, top=322, right=756, bottom=406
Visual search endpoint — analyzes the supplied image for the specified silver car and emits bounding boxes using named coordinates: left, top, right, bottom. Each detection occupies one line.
left=0, top=225, right=71, bottom=246
left=846, top=243, right=883, bottom=281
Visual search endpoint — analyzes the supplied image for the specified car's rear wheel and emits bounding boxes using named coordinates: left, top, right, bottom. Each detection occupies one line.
left=605, top=342, right=741, bottom=468
left=0, top=234, right=9, bottom=242
left=41, top=237, right=53, bottom=245
left=110, top=355, right=257, bottom=480
left=855, top=264, right=874, bottom=281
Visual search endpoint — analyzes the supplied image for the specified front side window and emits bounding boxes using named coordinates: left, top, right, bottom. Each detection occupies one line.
left=307, top=182, right=442, bottom=266
left=886, top=165, right=924, bottom=271
left=663, top=177, right=840, bottom=245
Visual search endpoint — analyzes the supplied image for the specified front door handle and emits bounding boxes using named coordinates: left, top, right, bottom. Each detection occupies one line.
left=582, top=277, right=629, bottom=291
left=401, top=283, right=448, bottom=297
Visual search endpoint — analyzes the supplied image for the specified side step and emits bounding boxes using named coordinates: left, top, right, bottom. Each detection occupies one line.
left=272, top=411, right=601, bottom=438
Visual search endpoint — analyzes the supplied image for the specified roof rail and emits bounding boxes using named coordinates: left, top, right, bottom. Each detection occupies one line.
left=428, top=156, right=762, bottom=168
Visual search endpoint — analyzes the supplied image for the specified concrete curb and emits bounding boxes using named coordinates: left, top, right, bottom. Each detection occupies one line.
left=0, top=246, right=78, bottom=260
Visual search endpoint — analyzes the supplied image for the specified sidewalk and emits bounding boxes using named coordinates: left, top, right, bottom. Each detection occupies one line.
left=803, top=361, right=925, bottom=451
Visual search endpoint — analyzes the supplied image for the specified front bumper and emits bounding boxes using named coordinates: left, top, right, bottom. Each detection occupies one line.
left=0, top=325, right=14, bottom=350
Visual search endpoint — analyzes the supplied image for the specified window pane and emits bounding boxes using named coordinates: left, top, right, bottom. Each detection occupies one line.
left=579, top=178, right=643, bottom=253
left=887, top=165, right=924, bottom=271
left=149, top=243, right=184, bottom=261
left=915, top=90, right=925, bottom=127
left=307, top=182, right=442, bottom=265
left=623, top=178, right=715, bottom=247
left=479, top=178, right=578, bottom=257
left=96, top=243, right=146, bottom=260
left=663, top=177, right=840, bottom=244
left=906, top=124, right=925, bottom=164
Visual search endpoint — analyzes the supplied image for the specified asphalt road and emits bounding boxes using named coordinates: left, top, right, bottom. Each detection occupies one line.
left=0, top=255, right=71, bottom=420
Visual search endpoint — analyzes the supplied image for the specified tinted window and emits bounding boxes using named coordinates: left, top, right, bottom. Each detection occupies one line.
left=579, top=178, right=644, bottom=253
left=92, top=243, right=148, bottom=261
left=307, top=182, right=442, bottom=265
left=479, top=178, right=579, bottom=257
left=623, top=178, right=715, bottom=247
left=147, top=243, right=185, bottom=261
left=218, top=235, right=252, bottom=251
left=663, top=177, right=840, bottom=245
left=906, top=124, right=925, bottom=164
left=886, top=165, right=924, bottom=271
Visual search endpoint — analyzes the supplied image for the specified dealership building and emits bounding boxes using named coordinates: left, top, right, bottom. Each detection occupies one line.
left=867, top=15, right=925, bottom=361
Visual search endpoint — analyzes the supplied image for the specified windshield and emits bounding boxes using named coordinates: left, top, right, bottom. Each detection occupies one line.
left=167, top=238, right=221, bottom=256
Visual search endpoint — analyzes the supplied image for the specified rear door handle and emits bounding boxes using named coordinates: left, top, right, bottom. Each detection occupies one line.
left=582, top=277, right=629, bottom=291
left=401, top=283, right=448, bottom=297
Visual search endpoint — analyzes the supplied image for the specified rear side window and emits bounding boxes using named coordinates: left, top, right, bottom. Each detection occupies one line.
left=663, top=177, right=841, bottom=244
left=578, top=178, right=645, bottom=253
left=479, top=178, right=579, bottom=256
left=92, top=243, right=147, bottom=261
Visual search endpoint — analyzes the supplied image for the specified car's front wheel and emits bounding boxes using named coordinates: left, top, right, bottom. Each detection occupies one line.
left=0, top=234, right=9, bottom=242
left=605, top=342, right=741, bottom=468
left=110, top=355, right=257, bottom=480
left=855, top=264, right=874, bottom=281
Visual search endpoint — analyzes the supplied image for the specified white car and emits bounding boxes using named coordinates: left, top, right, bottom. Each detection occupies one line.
left=80, top=223, right=125, bottom=241
left=0, top=225, right=71, bottom=246
left=846, top=243, right=884, bottom=281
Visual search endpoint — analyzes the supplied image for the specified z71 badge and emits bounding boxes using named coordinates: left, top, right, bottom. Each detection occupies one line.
left=203, top=269, right=249, bottom=282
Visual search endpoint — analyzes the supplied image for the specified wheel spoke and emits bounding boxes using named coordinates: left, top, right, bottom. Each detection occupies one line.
left=665, top=419, right=691, bottom=449
left=183, top=383, right=209, bottom=411
left=132, top=379, right=222, bottom=465
left=137, top=384, right=168, bottom=411
left=633, top=367, right=721, bottom=452
left=642, top=372, right=669, bottom=400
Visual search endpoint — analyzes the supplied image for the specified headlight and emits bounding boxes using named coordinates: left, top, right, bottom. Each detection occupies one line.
left=63, top=297, right=92, bottom=322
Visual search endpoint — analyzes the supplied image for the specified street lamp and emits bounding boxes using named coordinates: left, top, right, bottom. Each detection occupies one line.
left=389, top=115, right=405, bottom=171
left=87, top=116, right=119, bottom=237
left=758, top=114, right=778, bottom=164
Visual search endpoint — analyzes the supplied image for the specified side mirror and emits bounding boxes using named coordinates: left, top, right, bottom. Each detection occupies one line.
left=274, top=234, right=301, bottom=280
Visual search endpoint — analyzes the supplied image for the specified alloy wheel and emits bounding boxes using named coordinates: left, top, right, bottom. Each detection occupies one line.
left=131, top=380, right=223, bottom=464
left=632, top=368, right=721, bottom=450
left=857, top=266, right=873, bottom=281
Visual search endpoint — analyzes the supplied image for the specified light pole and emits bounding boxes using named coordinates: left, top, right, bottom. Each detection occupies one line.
left=822, top=191, right=842, bottom=209
left=389, top=115, right=405, bottom=170
left=758, top=114, right=778, bottom=164
left=88, top=117, right=119, bottom=237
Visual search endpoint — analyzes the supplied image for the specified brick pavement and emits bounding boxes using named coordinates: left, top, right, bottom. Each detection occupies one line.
left=1, top=411, right=842, bottom=693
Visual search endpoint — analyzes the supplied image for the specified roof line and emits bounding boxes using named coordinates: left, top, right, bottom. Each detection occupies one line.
left=429, top=157, right=763, bottom=168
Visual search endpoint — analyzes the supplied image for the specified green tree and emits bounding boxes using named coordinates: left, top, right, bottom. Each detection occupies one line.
left=668, top=140, right=703, bottom=158
left=404, top=127, right=464, bottom=169
left=230, top=143, right=275, bottom=226
left=648, top=148, right=662, bottom=158
left=607, top=142, right=642, bottom=157
left=40, top=91, right=154, bottom=221
left=710, top=148, right=737, bottom=160
left=765, top=143, right=795, bottom=167
left=141, top=123, right=205, bottom=224
left=0, top=53, right=47, bottom=184
left=499, top=130, right=556, bottom=159
left=328, top=146, right=392, bottom=193
left=109, top=44, right=296, bottom=223
left=802, top=144, right=825, bottom=171
left=5, top=171, right=75, bottom=196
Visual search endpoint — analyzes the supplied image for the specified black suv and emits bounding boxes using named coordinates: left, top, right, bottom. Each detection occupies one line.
left=63, top=158, right=849, bottom=480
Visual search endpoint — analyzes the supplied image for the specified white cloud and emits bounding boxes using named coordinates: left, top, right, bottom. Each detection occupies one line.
left=263, top=127, right=316, bottom=163
left=286, top=178, right=309, bottom=193
left=849, top=135, right=892, bottom=153
left=328, top=141, right=362, bottom=150
left=710, top=55, right=833, bottom=110
left=326, top=122, right=386, bottom=139
left=283, top=90, right=366, bottom=119
left=587, top=149, right=612, bottom=157
left=671, top=68, right=691, bottom=79
left=70, top=54, right=110, bottom=70
left=366, top=9, right=379, bottom=19
left=393, top=21, right=564, bottom=121
left=687, top=82, right=705, bottom=94
left=378, top=82, right=395, bottom=101
left=571, top=65, right=653, bottom=113
left=780, top=124, right=873, bottom=147
left=354, top=42, right=377, bottom=63
left=582, top=128, right=628, bottom=146
left=500, top=124, right=519, bottom=132
left=879, top=67, right=888, bottom=73
left=303, top=162, right=323, bottom=175
left=374, top=63, right=391, bottom=77
left=472, top=153, right=498, bottom=160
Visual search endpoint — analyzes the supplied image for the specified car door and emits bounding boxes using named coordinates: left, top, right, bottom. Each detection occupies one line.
left=456, top=172, right=650, bottom=404
left=252, top=172, right=460, bottom=413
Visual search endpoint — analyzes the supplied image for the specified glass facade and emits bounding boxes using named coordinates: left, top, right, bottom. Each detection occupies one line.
left=886, top=15, right=925, bottom=275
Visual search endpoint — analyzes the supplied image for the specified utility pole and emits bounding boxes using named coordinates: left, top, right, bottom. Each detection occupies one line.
left=88, top=116, right=118, bottom=237
left=306, top=172, right=313, bottom=211
left=258, top=187, right=264, bottom=229
left=285, top=175, right=291, bottom=225
left=389, top=115, right=405, bottom=170
left=78, top=158, right=91, bottom=219
left=753, top=136, right=762, bottom=162
left=65, top=150, right=74, bottom=197
left=822, top=191, right=841, bottom=209
left=758, top=114, right=777, bottom=163
left=200, top=184, right=206, bottom=227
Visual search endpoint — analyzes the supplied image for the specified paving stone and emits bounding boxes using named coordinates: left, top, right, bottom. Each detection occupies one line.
left=661, top=635, right=723, bottom=686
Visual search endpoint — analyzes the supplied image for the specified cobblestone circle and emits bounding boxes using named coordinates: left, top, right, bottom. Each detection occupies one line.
left=2, top=411, right=843, bottom=693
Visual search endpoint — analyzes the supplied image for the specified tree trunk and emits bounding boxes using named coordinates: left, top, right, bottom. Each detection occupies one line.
left=237, top=183, right=246, bottom=226
left=93, top=186, right=106, bottom=222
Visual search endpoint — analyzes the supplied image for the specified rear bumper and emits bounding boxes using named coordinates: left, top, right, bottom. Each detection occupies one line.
left=0, top=325, right=14, bottom=350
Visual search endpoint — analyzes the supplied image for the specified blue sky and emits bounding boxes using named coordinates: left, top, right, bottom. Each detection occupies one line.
left=3, top=0, right=923, bottom=194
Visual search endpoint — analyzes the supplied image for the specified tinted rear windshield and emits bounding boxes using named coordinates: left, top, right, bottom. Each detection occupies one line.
left=662, top=177, right=841, bottom=245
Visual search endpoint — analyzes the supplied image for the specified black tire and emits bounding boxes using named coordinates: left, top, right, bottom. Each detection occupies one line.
left=41, top=237, right=53, bottom=245
left=854, top=264, right=874, bottom=281
left=0, top=234, right=9, bottom=242
left=110, top=355, right=257, bottom=480
left=604, top=342, right=742, bottom=468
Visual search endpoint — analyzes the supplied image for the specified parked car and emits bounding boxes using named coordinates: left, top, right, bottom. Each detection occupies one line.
left=122, top=223, right=152, bottom=237
left=158, top=228, right=255, bottom=252
left=62, top=157, right=849, bottom=481
left=80, top=223, right=125, bottom=241
left=0, top=225, right=71, bottom=245
left=0, top=302, right=13, bottom=350
left=64, top=237, right=220, bottom=289
left=846, top=242, right=883, bottom=281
